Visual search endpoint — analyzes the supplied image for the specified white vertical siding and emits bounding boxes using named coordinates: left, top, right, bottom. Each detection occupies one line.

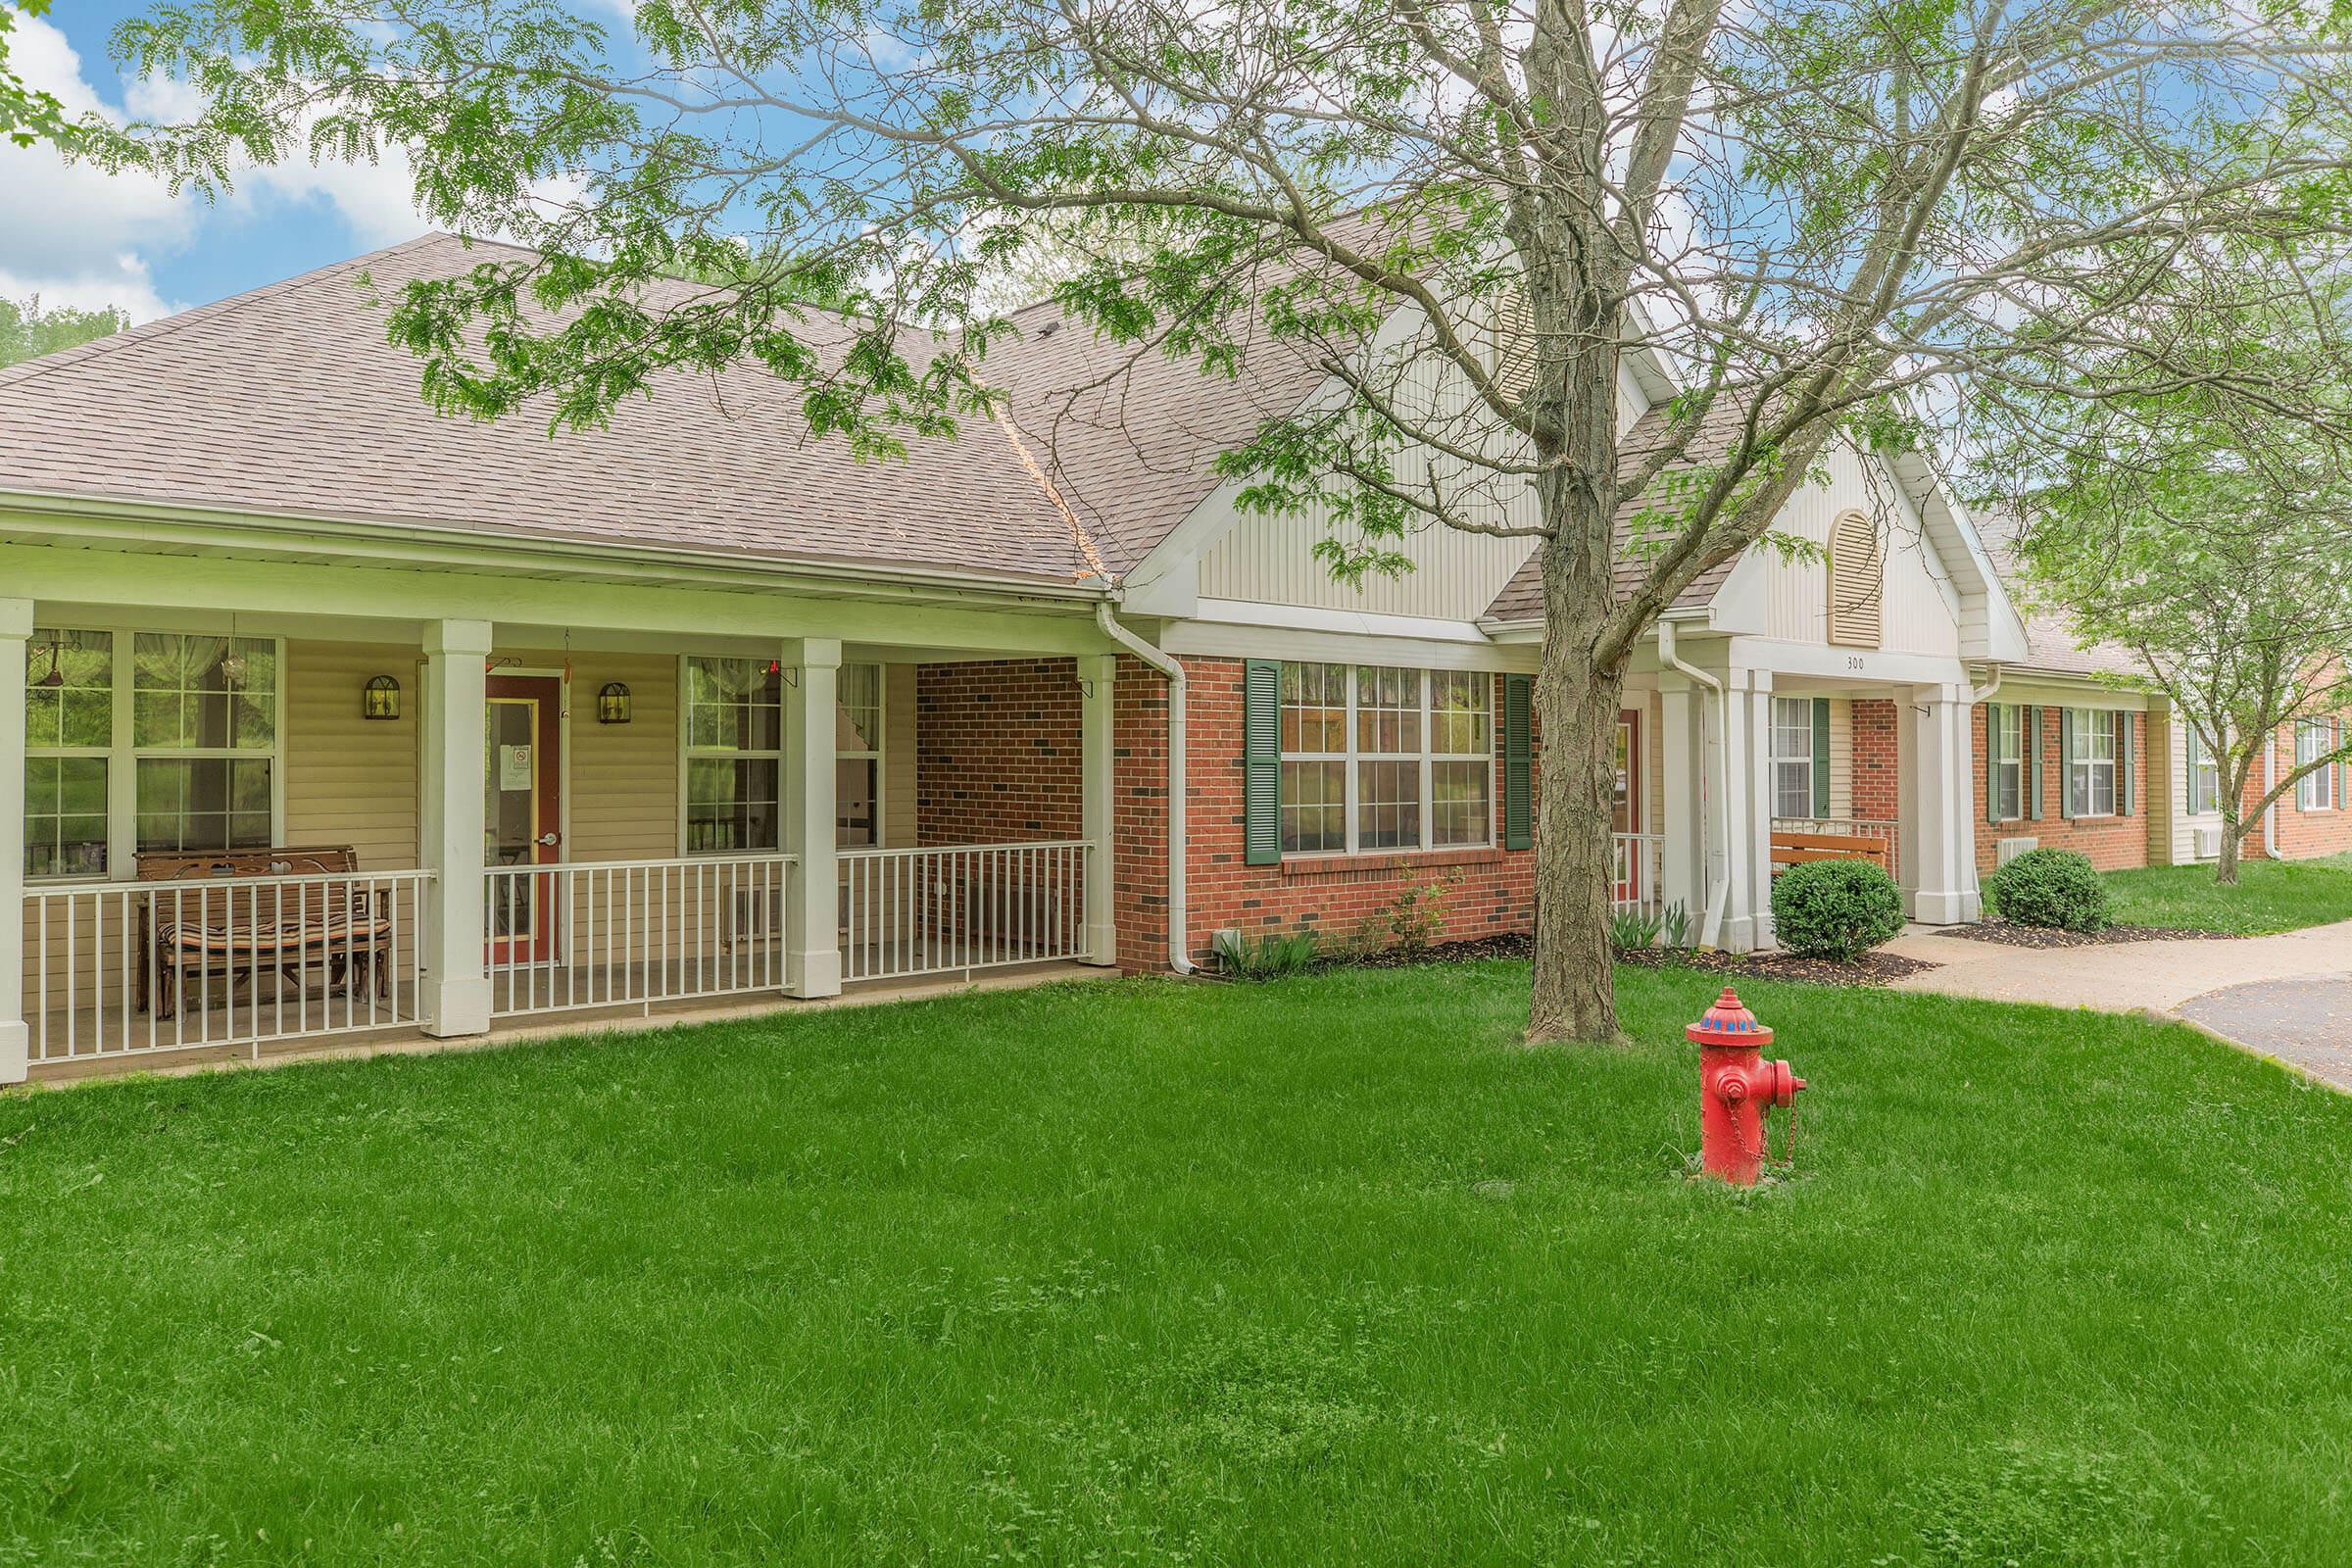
left=1759, top=446, right=1962, bottom=657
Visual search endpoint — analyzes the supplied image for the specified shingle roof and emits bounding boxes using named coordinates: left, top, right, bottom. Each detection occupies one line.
left=1484, top=399, right=1756, bottom=622
left=0, top=233, right=1113, bottom=584
left=1973, top=509, right=2143, bottom=680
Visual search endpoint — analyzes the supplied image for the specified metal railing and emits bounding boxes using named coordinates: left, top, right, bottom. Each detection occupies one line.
left=840, top=841, right=1092, bottom=983
left=1611, top=832, right=1669, bottom=923
left=22, top=869, right=433, bottom=1065
left=1770, top=815, right=1900, bottom=883
left=482, top=854, right=797, bottom=1019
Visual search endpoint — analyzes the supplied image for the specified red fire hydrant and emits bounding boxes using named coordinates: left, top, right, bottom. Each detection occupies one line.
left=1688, top=988, right=1805, bottom=1186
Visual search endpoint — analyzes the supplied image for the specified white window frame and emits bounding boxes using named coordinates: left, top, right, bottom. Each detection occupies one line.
left=2067, top=708, right=2117, bottom=817
left=22, top=624, right=287, bottom=883
left=1768, top=696, right=1815, bottom=820
left=2185, top=724, right=2222, bottom=818
left=1276, top=662, right=1495, bottom=858
left=2297, top=717, right=2337, bottom=811
left=1989, top=704, right=2024, bottom=822
left=678, top=656, right=887, bottom=855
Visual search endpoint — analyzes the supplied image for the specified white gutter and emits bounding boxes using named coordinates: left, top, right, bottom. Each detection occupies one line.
left=2266, top=727, right=2284, bottom=858
left=1658, top=621, right=1732, bottom=951
left=1095, top=602, right=1196, bottom=974
left=1959, top=665, right=2002, bottom=908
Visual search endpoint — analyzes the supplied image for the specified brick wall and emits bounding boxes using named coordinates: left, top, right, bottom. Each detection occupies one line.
left=915, top=659, right=1084, bottom=844
left=1850, top=699, right=1899, bottom=822
left=2249, top=718, right=2352, bottom=858
left=1970, top=704, right=2152, bottom=873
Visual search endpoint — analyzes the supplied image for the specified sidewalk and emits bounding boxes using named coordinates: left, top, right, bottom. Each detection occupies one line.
left=1886, top=918, right=2352, bottom=1090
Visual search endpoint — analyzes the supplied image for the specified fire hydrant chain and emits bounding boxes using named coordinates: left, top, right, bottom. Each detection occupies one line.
left=1687, top=989, right=1806, bottom=1187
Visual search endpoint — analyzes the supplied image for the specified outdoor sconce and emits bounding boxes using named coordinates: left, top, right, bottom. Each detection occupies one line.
left=598, top=682, right=632, bottom=724
left=363, top=674, right=401, bottom=720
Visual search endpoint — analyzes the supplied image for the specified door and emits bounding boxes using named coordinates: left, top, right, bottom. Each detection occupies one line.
left=1613, top=710, right=1642, bottom=902
left=485, top=674, right=564, bottom=966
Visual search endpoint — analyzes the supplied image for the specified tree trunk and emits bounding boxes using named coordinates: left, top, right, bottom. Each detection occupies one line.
left=1526, top=599, right=1631, bottom=1045
left=2215, top=817, right=2242, bottom=886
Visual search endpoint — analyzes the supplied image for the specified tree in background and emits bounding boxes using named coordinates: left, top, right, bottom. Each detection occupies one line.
left=0, top=1, right=71, bottom=150
left=0, top=297, right=128, bottom=369
left=1990, top=262, right=2352, bottom=885
left=79, top=0, right=2352, bottom=1040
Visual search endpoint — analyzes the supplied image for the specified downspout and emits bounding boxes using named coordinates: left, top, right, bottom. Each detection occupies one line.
left=1962, top=664, right=2003, bottom=911
left=2265, top=727, right=2284, bottom=859
left=1658, top=620, right=1732, bottom=951
left=1095, top=602, right=1196, bottom=974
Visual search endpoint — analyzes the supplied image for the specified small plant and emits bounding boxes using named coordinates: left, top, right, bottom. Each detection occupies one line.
left=1771, top=858, right=1906, bottom=960
left=1211, top=927, right=1321, bottom=980
left=1609, top=907, right=1664, bottom=952
left=1384, top=867, right=1463, bottom=957
left=1984, top=847, right=2112, bottom=932
left=1660, top=901, right=1692, bottom=950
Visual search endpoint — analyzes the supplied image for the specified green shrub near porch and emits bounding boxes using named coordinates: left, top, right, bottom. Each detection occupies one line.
left=1771, top=858, right=1905, bottom=959
left=5, top=965, right=2352, bottom=1562
left=1985, top=846, right=2113, bottom=931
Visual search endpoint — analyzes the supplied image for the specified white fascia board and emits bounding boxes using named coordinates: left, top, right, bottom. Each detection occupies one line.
left=1992, top=673, right=2153, bottom=710
left=1879, top=448, right=2031, bottom=662
left=1161, top=615, right=1536, bottom=673
left=1192, top=597, right=1491, bottom=644
left=1725, top=636, right=1972, bottom=688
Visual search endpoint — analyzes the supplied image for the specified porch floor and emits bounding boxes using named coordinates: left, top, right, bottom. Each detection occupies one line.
left=19, top=959, right=1110, bottom=1086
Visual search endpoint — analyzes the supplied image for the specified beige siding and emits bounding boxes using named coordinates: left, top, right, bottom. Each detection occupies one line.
left=1200, top=511, right=1536, bottom=619
left=885, top=662, right=917, bottom=849
left=284, top=639, right=421, bottom=869
left=559, top=653, right=680, bottom=862
left=1827, top=698, right=1853, bottom=817
left=1758, top=445, right=1963, bottom=658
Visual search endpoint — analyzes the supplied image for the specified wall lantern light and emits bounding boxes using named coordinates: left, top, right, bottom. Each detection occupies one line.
left=598, top=682, right=632, bottom=724
left=363, top=674, right=402, bottom=720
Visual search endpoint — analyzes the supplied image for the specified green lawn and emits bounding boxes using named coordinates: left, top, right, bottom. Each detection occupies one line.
left=5, top=966, right=2351, bottom=1565
left=2104, top=852, right=2352, bottom=934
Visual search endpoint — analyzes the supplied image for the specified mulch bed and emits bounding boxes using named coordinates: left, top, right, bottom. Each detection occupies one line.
left=1317, top=931, right=1933, bottom=988
left=1933, top=920, right=2245, bottom=950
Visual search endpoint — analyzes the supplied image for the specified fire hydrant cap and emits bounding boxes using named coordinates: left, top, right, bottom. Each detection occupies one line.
left=1688, top=987, right=1772, bottom=1048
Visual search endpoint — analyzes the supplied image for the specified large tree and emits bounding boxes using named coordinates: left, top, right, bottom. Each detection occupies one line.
left=0, top=296, right=129, bottom=368
left=1991, top=262, right=2352, bottom=885
left=82, top=0, right=2352, bottom=1040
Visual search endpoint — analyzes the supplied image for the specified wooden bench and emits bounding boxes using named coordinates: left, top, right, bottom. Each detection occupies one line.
left=134, top=847, right=393, bottom=1019
left=1769, top=830, right=1892, bottom=875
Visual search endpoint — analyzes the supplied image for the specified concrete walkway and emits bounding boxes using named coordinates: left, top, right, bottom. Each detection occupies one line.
left=1884, top=918, right=2352, bottom=1091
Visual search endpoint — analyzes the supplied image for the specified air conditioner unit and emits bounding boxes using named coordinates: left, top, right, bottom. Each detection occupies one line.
left=2191, top=825, right=2223, bottom=861
left=1995, top=836, right=2039, bottom=867
left=733, top=886, right=787, bottom=945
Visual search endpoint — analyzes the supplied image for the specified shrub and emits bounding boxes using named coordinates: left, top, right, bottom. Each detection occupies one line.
left=1382, top=867, right=1463, bottom=956
left=1984, top=848, right=2111, bottom=932
left=1660, top=901, right=1693, bottom=951
left=1771, top=858, right=1906, bottom=960
left=1211, top=927, right=1321, bottom=980
left=1609, top=907, right=1664, bottom=952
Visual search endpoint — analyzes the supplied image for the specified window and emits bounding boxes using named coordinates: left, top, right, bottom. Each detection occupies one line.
left=1988, top=704, right=2024, bottom=821
left=24, top=629, right=113, bottom=878
left=2298, top=718, right=2337, bottom=810
left=2067, top=708, right=2117, bottom=816
left=1769, top=697, right=1816, bottom=819
left=2185, top=725, right=2221, bottom=817
left=682, top=656, right=886, bottom=853
left=1276, top=662, right=1494, bottom=856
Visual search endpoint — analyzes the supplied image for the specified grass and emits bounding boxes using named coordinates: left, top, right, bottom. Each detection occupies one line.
left=4, top=964, right=2352, bottom=1565
left=2104, top=852, right=2352, bottom=934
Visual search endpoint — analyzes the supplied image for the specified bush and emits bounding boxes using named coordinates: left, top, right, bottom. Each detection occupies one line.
left=1211, top=927, right=1321, bottom=980
left=1984, top=847, right=2111, bottom=932
left=1771, top=858, right=1906, bottom=960
left=1609, top=907, right=1664, bottom=953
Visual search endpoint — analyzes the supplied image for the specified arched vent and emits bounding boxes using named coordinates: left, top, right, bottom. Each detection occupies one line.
left=1487, top=288, right=1537, bottom=401
left=1828, top=510, right=1884, bottom=648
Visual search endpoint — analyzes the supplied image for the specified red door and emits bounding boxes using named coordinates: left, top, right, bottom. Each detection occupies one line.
left=485, top=674, right=564, bottom=966
left=1613, top=710, right=1642, bottom=901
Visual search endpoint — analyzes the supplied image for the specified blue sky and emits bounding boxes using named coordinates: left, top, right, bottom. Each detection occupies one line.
left=2, top=3, right=504, bottom=319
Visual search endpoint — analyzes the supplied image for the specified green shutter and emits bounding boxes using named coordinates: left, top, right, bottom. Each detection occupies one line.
left=1243, top=660, right=1281, bottom=865
left=1985, top=704, right=2001, bottom=823
left=1811, top=698, right=1832, bottom=818
left=2116, top=711, right=2133, bottom=816
left=2059, top=708, right=2077, bottom=819
left=1503, top=674, right=1534, bottom=851
left=2028, top=706, right=2044, bottom=820
left=2337, top=720, right=2345, bottom=811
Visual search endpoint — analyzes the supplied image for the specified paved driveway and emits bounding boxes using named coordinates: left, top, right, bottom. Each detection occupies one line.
left=1884, top=919, right=2352, bottom=1092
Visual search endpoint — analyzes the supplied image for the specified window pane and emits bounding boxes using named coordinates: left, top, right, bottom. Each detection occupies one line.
left=133, top=758, right=271, bottom=854
left=836, top=663, right=882, bottom=752
left=1770, top=697, right=1813, bottom=761
left=687, top=757, right=780, bottom=853
left=1774, top=760, right=1813, bottom=820
left=25, top=628, right=114, bottom=750
left=686, top=658, right=782, bottom=756
left=1279, top=760, right=1346, bottom=854
left=1433, top=760, right=1490, bottom=847
left=836, top=757, right=877, bottom=848
left=1280, top=662, right=1347, bottom=754
left=1429, top=671, right=1491, bottom=755
left=24, top=757, right=109, bottom=878
left=1356, top=759, right=1420, bottom=850
left=1355, top=666, right=1421, bottom=755
left=132, top=633, right=274, bottom=749
left=2090, top=763, right=2116, bottom=816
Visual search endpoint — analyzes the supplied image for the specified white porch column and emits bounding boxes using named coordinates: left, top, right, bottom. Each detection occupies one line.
left=1079, top=653, right=1118, bottom=966
left=1904, top=682, right=1982, bottom=924
left=784, top=637, right=843, bottom=999
left=1657, top=673, right=1706, bottom=930
left=0, top=599, right=29, bottom=1083
left=420, top=618, right=493, bottom=1038
left=1719, top=669, right=1776, bottom=953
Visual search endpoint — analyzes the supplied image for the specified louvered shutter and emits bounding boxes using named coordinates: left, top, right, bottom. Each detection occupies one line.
left=1828, top=512, right=1884, bottom=649
left=1490, top=289, right=1536, bottom=401
left=2028, top=706, right=2044, bottom=820
left=2059, top=709, right=2078, bottom=819
left=1503, top=674, right=1534, bottom=851
left=1811, top=698, right=1832, bottom=817
left=2116, top=711, right=2133, bottom=816
left=1985, top=704, right=2001, bottom=823
left=1243, top=660, right=1281, bottom=865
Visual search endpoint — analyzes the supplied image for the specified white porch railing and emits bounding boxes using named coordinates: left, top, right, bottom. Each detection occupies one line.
left=21, top=869, right=434, bottom=1065
left=1611, top=832, right=1669, bottom=924
left=841, top=841, right=1091, bottom=982
left=482, top=854, right=797, bottom=1019
left=1770, top=815, right=1900, bottom=883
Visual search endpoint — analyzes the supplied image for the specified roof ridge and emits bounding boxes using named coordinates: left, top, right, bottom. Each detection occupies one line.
left=0, top=231, right=460, bottom=394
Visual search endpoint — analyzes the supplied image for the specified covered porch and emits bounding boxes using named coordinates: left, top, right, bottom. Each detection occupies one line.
left=2, top=537, right=1132, bottom=1084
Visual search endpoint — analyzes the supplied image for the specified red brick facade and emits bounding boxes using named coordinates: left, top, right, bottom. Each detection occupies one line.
left=1850, top=699, right=1899, bottom=822
left=915, top=660, right=1085, bottom=844
left=1970, top=703, right=2150, bottom=873
left=2244, top=718, right=2352, bottom=859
